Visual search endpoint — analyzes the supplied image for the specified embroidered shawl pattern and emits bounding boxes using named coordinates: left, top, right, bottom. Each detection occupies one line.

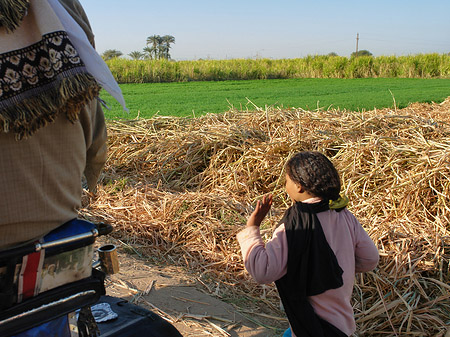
left=0, top=0, right=100, bottom=139
left=0, top=31, right=99, bottom=138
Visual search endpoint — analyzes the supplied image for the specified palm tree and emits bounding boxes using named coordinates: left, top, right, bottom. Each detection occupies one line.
left=161, top=35, right=175, bottom=60
left=142, top=46, right=154, bottom=60
left=145, top=35, right=175, bottom=60
left=146, top=35, right=162, bottom=59
left=129, top=51, right=144, bottom=60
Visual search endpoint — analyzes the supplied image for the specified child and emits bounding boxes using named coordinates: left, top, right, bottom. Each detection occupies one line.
left=237, top=151, right=379, bottom=337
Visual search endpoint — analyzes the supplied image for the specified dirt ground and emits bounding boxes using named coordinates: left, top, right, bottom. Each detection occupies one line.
left=95, top=237, right=286, bottom=337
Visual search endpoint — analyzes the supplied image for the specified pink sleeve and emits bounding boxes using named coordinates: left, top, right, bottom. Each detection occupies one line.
left=353, top=219, right=379, bottom=273
left=236, top=225, right=288, bottom=284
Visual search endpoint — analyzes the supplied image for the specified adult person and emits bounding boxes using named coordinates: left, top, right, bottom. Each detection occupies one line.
left=0, top=0, right=126, bottom=249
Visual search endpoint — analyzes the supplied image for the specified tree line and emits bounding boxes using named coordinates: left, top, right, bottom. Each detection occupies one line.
left=102, top=34, right=175, bottom=61
left=103, top=42, right=372, bottom=62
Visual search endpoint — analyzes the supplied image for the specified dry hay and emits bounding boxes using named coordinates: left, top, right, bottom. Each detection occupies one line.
left=82, top=97, right=450, bottom=336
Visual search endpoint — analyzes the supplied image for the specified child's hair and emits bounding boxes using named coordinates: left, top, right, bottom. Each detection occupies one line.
left=285, top=151, right=341, bottom=201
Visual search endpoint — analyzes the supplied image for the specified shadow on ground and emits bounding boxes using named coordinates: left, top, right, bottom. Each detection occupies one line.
left=96, top=237, right=285, bottom=337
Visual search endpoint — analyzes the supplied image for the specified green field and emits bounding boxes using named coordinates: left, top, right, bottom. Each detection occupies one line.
left=101, top=78, right=450, bottom=119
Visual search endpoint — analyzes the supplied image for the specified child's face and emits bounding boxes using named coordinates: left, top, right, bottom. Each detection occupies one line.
left=285, top=173, right=301, bottom=202
left=285, top=173, right=318, bottom=202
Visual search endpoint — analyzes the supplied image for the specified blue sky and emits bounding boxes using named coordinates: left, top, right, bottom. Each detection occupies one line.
left=81, top=0, right=450, bottom=60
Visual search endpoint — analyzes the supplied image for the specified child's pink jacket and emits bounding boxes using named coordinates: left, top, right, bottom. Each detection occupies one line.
left=237, top=198, right=379, bottom=336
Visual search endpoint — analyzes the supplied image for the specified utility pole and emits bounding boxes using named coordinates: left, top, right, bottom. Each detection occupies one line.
left=355, top=33, right=359, bottom=57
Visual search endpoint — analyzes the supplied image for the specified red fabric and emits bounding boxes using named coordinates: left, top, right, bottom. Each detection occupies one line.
left=21, top=251, right=42, bottom=299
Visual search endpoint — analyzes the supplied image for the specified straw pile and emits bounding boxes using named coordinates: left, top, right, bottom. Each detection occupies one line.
left=82, top=97, right=450, bottom=336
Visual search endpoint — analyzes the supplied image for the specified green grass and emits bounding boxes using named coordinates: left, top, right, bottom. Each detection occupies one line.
left=101, top=78, right=450, bottom=119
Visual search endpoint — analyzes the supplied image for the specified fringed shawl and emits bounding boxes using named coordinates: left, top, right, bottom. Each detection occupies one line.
left=0, top=0, right=100, bottom=139
left=0, top=0, right=30, bottom=32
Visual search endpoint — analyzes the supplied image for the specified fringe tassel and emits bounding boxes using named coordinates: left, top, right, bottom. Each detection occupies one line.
left=0, top=73, right=100, bottom=139
left=0, top=0, right=30, bottom=33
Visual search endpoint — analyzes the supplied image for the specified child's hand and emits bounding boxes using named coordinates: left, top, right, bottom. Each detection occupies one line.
left=247, top=194, right=273, bottom=228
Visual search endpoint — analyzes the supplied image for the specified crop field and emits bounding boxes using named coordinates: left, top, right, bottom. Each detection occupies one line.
left=101, top=78, right=450, bottom=119
left=82, top=97, right=450, bottom=336
left=106, top=54, right=450, bottom=84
